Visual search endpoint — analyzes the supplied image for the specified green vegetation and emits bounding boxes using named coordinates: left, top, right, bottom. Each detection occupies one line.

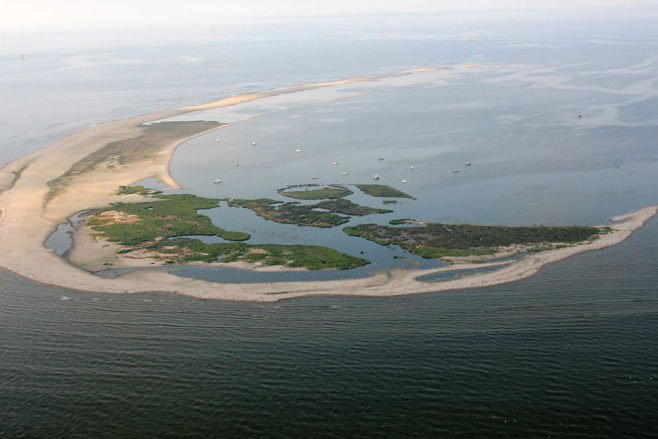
left=225, top=198, right=392, bottom=228
left=344, top=220, right=602, bottom=259
left=388, top=218, right=410, bottom=225
left=150, top=238, right=369, bottom=270
left=88, top=193, right=250, bottom=245
left=356, top=184, right=414, bottom=199
left=278, top=186, right=353, bottom=200
left=383, top=199, right=398, bottom=205
left=88, top=192, right=369, bottom=270
left=117, top=185, right=162, bottom=196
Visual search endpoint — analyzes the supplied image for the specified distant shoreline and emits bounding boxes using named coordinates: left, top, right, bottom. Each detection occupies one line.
left=0, top=66, right=656, bottom=301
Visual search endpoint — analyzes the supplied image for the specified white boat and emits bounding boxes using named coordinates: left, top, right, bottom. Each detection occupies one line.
left=216, top=139, right=220, bottom=143
left=465, top=162, right=472, bottom=166
left=252, top=141, right=257, bottom=145
left=373, top=173, right=380, bottom=180
left=294, top=148, right=302, bottom=152
left=410, top=165, right=415, bottom=170
left=401, top=179, right=407, bottom=183
left=310, top=176, right=318, bottom=180
left=214, top=179, right=223, bottom=184
left=332, top=162, right=338, bottom=166
left=452, top=169, right=460, bottom=173
left=341, top=172, right=349, bottom=176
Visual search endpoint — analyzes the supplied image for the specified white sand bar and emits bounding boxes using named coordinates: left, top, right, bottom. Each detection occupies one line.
left=1, top=67, right=656, bottom=301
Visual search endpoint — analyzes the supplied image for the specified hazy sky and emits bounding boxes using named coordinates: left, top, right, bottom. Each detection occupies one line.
left=3, top=0, right=657, bottom=32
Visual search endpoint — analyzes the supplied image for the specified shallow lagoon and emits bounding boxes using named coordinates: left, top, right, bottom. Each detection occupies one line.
left=160, top=51, right=658, bottom=280
left=37, top=37, right=658, bottom=282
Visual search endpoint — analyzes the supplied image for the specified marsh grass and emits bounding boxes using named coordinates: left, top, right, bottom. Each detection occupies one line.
left=87, top=192, right=369, bottom=270
left=355, top=184, right=414, bottom=199
left=344, top=222, right=601, bottom=259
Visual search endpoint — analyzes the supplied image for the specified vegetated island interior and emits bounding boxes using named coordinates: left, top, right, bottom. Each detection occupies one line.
left=344, top=219, right=608, bottom=260
left=88, top=188, right=368, bottom=270
left=79, top=184, right=611, bottom=272
left=355, top=184, right=415, bottom=199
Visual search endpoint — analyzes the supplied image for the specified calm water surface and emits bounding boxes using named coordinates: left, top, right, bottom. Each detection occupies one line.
left=2, top=218, right=657, bottom=438
left=2, top=20, right=658, bottom=438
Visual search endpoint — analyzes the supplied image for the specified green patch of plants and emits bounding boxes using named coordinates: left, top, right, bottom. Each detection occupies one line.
left=225, top=197, right=391, bottom=228
left=343, top=221, right=601, bottom=260
left=87, top=190, right=370, bottom=270
left=356, top=184, right=414, bottom=199
left=88, top=193, right=250, bottom=245
left=388, top=218, right=411, bottom=225
left=151, top=238, right=369, bottom=270
left=277, top=186, right=353, bottom=200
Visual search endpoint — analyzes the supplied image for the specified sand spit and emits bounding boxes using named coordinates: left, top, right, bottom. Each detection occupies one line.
left=0, top=66, right=656, bottom=301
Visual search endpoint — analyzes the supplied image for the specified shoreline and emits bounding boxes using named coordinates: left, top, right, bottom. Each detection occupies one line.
left=0, top=66, right=656, bottom=301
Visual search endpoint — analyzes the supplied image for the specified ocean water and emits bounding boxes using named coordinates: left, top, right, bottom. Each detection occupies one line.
left=1, top=17, right=658, bottom=437
left=1, top=219, right=657, bottom=438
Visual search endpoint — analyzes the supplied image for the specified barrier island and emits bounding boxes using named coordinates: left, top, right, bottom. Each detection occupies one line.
left=0, top=65, right=656, bottom=301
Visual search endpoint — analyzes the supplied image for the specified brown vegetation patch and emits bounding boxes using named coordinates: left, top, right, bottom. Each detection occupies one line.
left=95, top=210, right=142, bottom=225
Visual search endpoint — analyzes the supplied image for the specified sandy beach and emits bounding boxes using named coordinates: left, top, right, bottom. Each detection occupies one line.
left=0, top=66, right=656, bottom=302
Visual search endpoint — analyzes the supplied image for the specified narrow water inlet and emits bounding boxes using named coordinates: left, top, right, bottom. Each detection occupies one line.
left=44, top=210, right=94, bottom=256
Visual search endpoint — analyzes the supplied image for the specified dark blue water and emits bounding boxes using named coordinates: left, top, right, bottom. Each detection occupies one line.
left=2, top=218, right=657, bottom=438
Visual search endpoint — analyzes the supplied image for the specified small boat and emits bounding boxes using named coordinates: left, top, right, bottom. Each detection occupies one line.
left=214, top=179, right=223, bottom=184
left=310, top=176, right=318, bottom=180
left=294, top=148, right=302, bottom=153
left=332, top=162, right=338, bottom=166
left=378, top=157, right=385, bottom=161
left=410, top=165, right=415, bottom=170
left=341, top=172, right=349, bottom=176
left=373, top=173, right=380, bottom=180
left=452, top=169, right=460, bottom=173
left=235, top=163, right=240, bottom=167
left=401, top=179, right=407, bottom=183
left=252, top=141, right=257, bottom=146
left=465, top=162, right=471, bottom=166
left=216, top=139, right=220, bottom=143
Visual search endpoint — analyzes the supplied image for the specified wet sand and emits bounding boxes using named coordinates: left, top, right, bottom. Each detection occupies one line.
left=0, top=66, right=656, bottom=301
